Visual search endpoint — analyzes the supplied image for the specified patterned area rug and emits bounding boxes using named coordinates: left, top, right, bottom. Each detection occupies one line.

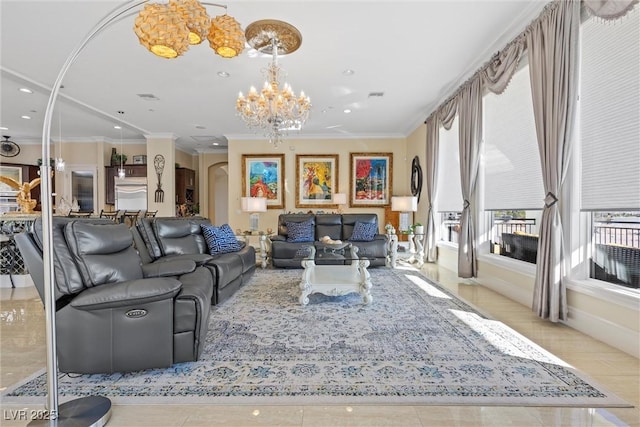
left=3, top=268, right=629, bottom=406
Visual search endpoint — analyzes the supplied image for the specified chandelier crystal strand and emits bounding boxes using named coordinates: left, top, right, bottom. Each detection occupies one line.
left=237, top=23, right=311, bottom=148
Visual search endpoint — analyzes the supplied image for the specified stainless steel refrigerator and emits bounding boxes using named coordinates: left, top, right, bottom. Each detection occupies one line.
left=114, top=177, right=148, bottom=211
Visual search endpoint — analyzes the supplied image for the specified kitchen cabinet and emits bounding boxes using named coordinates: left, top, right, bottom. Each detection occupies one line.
left=105, top=165, right=147, bottom=205
left=175, top=167, right=195, bottom=205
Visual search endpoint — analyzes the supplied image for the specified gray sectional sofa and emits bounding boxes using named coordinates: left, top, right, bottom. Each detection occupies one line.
left=270, top=213, right=388, bottom=268
left=15, top=217, right=213, bottom=374
left=133, top=217, right=256, bottom=305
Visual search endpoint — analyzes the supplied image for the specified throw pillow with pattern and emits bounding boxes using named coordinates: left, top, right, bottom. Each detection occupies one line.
left=201, top=223, right=242, bottom=255
left=349, top=221, right=377, bottom=241
left=286, top=218, right=315, bottom=242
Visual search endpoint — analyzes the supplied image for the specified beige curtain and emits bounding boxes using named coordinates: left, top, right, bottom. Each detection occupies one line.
left=456, top=79, right=483, bottom=278
left=424, top=116, right=439, bottom=262
left=481, top=37, right=526, bottom=95
left=526, top=0, right=580, bottom=321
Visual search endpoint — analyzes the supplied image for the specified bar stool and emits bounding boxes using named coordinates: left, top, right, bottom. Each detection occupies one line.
left=99, top=209, right=120, bottom=222
left=123, top=210, right=141, bottom=227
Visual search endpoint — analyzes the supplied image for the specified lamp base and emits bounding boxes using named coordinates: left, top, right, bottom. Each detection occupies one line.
left=250, top=213, right=260, bottom=232
left=28, top=396, right=111, bottom=427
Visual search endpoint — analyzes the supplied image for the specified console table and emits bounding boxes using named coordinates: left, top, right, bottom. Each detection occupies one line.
left=299, top=243, right=372, bottom=306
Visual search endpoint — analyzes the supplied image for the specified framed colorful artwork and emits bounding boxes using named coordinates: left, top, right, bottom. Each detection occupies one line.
left=295, top=154, right=338, bottom=208
left=241, top=154, right=285, bottom=209
left=350, top=152, right=393, bottom=207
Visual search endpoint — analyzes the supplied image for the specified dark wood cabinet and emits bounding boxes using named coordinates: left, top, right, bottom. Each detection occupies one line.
left=105, top=165, right=147, bottom=205
left=175, top=167, right=195, bottom=205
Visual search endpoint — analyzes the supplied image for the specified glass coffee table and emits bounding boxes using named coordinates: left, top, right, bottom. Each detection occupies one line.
left=298, top=242, right=373, bottom=306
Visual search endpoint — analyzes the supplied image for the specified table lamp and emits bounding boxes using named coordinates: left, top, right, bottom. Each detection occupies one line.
left=333, top=193, right=347, bottom=213
left=391, top=196, right=417, bottom=232
left=241, top=197, right=267, bottom=231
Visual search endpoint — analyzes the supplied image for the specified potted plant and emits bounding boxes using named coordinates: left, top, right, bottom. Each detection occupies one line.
left=111, top=151, right=127, bottom=166
left=413, top=223, right=424, bottom=235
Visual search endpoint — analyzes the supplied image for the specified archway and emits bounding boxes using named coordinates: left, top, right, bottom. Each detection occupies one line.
left=207, top=162, right=228, bottom=224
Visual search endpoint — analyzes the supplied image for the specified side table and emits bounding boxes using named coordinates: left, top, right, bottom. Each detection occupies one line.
left=386, top=232, right=425, bottom=268
left=236, top=231, right=271, bottom=268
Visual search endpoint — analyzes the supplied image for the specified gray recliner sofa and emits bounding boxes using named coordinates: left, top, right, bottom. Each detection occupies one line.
left=15, top=217, right=213, bottom=374
left=270, top=213, right=388, bottom=268
left=133, top=217, right=256, bottom=305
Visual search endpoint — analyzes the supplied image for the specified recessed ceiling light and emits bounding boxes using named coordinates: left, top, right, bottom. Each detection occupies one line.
left=212, top=142, right=219, bottom=146
left=343, top=69, right=355, bottom=76
left=21, top=115, right=31, bottom=120
left=217, top=71, right=230, bottom=78
left=114, top=125, right=122, bottom=129
left=0, top=126, right=8, bottom=130
left=343, top=109, right=352, bottom=114
left=19, top=88, right=33, bottom=94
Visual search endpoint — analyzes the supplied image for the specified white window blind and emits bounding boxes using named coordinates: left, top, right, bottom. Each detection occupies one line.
left=435, top=116, right=463, bottom=212
left=483, top=64, right=544, bottom=210
left=581, top=7, right=640, bottom=210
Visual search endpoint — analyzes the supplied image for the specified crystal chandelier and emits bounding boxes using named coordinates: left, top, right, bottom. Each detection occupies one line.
left=236, top=20, right=311, bottom=148
left=133, top=1, right=244, bottom=59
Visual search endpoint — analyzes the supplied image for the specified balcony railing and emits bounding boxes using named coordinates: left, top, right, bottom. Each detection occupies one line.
left=591, top=220, right=640, bottom=289
left=491, top=218, right=538, bottom=263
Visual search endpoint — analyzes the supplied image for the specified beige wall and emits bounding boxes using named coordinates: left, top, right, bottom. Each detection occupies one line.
left=199, top=153, right=229, bottom=221
left=406, top=123, right=427, bottom=226
left=226, top=137, right=408, bottom=234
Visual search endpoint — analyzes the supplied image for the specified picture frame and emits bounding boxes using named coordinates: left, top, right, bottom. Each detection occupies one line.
left=242, top=154, right=285, bottom=209
left=295, top=154, right=338, bottom=208
left=349, top=152, right=393, bottom=207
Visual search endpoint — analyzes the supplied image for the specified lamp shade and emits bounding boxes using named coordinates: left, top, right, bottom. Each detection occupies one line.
left=241, top=197, right=267, bottom=213
left=391, top=196, right=417, bottom=212
left=208, top=14, right=245, bottom=58
left=134, top=3, right=190, bottom=59
left=333, top=193, right=347, bottom=205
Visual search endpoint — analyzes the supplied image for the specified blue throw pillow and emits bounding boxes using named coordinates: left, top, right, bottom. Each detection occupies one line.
left=286, top=218, right=315, bottom=242
left=349, top=221, right=377, bottom=241
left=201, top=223, right=242, bottom=255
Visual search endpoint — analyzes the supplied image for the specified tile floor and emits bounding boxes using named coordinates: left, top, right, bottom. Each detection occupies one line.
left=0, top=264, right=638, bottom=427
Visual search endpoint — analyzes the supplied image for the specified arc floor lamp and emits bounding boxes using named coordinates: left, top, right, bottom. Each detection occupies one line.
left=36, top=1, right=239, bottom=425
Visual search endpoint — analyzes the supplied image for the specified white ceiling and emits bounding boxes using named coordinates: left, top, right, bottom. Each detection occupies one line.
left=0, top=0, right=548, bottom=154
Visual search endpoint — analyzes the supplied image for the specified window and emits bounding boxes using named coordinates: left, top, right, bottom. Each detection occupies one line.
left=435, top=116, right=462, bottom=244
left=580, top=7, right=640, bottom=288
left=483, top=63, right=544, bottom=262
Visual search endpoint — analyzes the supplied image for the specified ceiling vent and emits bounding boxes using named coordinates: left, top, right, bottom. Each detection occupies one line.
left=137, top=93, right=160, bottom=101
left=368, top=92, right=385, bottom=98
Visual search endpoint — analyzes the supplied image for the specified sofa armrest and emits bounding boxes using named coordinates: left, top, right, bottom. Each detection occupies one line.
left=270, top=235, right=286, bottom=242
left=142, top=260, right=196, bottom=278
left=70, top=278, right=182, bottom=310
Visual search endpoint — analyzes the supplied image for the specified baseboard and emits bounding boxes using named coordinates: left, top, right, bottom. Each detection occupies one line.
left=566, top=306, right=640, bottom=358
left=0, top=274, right=33, bottom=288
left=473, top=272, right=533, bottom=308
